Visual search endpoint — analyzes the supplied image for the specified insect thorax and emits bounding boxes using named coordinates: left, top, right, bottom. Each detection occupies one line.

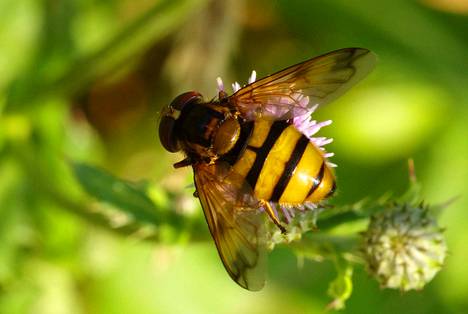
left=176, top=102, right=241, bottom=160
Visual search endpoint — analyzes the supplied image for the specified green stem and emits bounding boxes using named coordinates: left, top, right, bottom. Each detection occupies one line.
left=317, top=211, right=367, bottom=231
left=6, top=0, right=208, bottom=111
left=298, top=233, right=359, bottom=252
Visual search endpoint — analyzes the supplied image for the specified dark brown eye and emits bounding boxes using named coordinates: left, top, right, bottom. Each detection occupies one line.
left=158, top=91, right=203, bottom=153
left=171, top=91, right=202, bottom=111
left=159, top=115, right=180, bottom=152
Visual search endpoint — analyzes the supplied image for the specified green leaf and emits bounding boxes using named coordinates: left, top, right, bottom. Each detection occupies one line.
left=72, top=162, right=160, bottom=225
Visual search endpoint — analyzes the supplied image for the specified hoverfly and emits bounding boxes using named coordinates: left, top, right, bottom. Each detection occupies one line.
left=158, top=48, right=376, bottom=290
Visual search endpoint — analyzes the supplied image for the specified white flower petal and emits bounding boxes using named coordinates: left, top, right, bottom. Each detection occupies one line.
left=216, top=77, right=224, bottom=92
left=248, top=70, right=257, bottom=84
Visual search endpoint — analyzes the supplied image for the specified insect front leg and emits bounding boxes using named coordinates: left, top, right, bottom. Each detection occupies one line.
left=173, top=158, right=192, bottom=168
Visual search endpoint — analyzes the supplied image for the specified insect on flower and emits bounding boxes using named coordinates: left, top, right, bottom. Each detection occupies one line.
left=158, top=48, right=376, bottom=290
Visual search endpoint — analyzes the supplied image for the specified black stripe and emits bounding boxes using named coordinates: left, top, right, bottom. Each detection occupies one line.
left=325, top=180, right=336, bottom=198
left=270, top=135, right=309, bottom=202
left=245, top=121, right=289, bottom=189
left=220, top=121, right=254, bottom=165
left=306, top=161, right=325, bottom=198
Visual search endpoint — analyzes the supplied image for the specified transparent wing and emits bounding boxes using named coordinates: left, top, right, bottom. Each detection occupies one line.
left=193, top=162, right=267, bottom=291
left=230, top=48, right=376, bottom=120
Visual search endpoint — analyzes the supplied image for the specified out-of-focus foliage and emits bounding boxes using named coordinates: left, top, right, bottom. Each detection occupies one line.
left=0, top=0, right=467, bottom=313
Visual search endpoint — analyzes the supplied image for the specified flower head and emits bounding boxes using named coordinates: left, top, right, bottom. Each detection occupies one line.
left=361, top=203, right=447, bottom=291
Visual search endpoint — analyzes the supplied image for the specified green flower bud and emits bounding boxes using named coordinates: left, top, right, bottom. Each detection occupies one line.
left=361, top=203, right=446, bottom=291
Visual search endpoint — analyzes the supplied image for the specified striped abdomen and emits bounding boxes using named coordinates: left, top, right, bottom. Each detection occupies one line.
left=225, top=120, right=335, bottom=205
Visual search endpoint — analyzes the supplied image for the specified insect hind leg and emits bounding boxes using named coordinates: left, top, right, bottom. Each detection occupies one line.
left=260, top=200, right=286, bottom=234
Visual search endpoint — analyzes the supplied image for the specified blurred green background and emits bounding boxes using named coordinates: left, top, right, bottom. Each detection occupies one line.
left=1, top=0, right=467, bottom=313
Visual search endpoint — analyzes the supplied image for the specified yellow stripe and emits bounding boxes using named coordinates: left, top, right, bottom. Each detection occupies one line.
left=232, top=120, right=272, bottom=181
left=248, top=120, right=273, bottom=148
left=232, top=149, right=256, bottom=180
left=306, top=166, right=335, bottom=203
left=254, top=125, right=301, bottom=200
left=279, top=143, right=324, bottom=203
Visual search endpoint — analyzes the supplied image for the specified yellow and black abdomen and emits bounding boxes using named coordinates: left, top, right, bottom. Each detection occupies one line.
left=228, top=120, right=335, bottom=205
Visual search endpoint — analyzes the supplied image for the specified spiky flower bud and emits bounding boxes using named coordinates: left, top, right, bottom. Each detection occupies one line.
left=266, top=209, right=322, bottom=250
left=361, top=203, right=446, bottom=291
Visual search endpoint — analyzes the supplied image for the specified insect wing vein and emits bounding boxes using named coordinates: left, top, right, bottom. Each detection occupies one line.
left=193, top=163, right=267, bottom=291
left=231, top=48, right=376, bottom=120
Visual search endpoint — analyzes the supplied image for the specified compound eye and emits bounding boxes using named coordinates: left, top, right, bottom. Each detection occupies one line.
left=159, top=115, right=180, bottom=152
left=158, top=91, right=203, bottom=153
left=170, top=91, right=203, bottom=111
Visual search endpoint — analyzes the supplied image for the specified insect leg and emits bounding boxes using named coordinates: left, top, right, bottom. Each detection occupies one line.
left=260, top=200, right=286, bottom=234
left=173, top=158, right=192, bottom=168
